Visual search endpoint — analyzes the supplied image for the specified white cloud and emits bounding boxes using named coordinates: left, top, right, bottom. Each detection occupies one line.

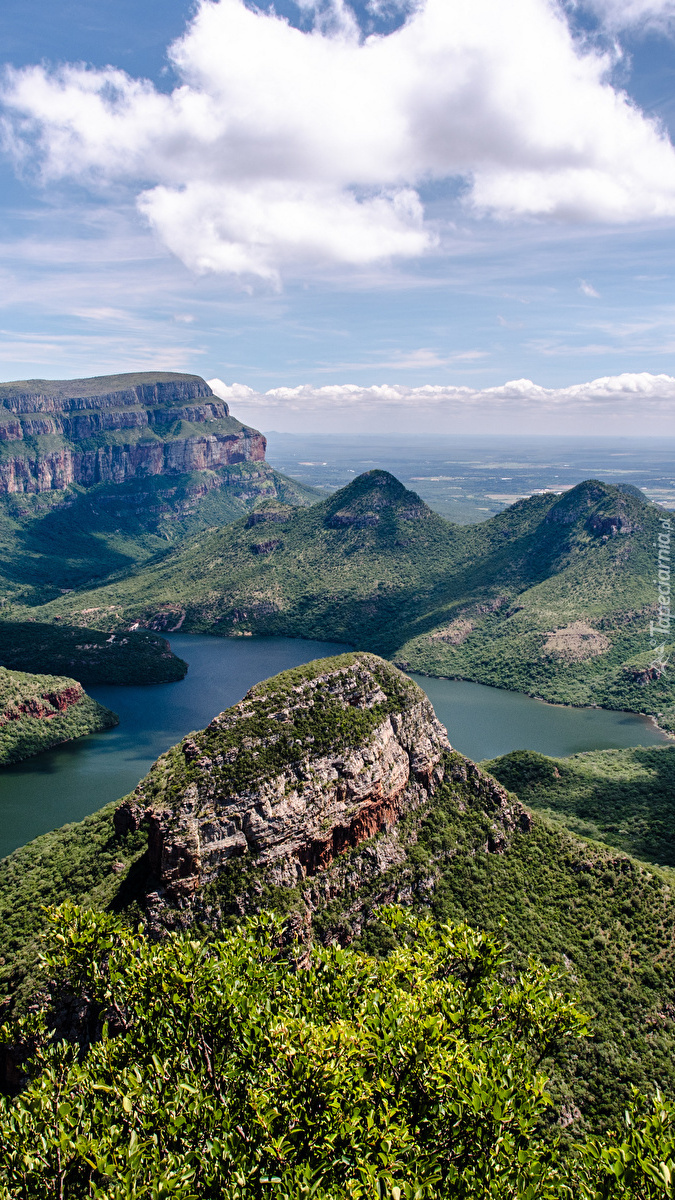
left=208, top=371, right=675, bottom=433
left=579, top=278, right=601, bottom=296
left=4, top=0, right=675, bottom=281
left=579, top=0, right=675, bottom=32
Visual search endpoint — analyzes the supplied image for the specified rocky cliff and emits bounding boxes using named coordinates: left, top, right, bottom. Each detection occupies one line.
left=0, top=666, right=118, bottom=764
left=113, top=652, right=530, bottom=933
left=0, top=372, right=265, bottom=494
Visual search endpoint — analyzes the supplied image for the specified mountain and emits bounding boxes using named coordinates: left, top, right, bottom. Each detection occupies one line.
left=484, top=745, right=675, bottom=870
left=0, top=666, right=117, bottom=764
left=0, top=621, right=187, bottom=685
left=35, top=470, right=675, bottom=722
left=1, top=652, right=674, bottom=1131
left=0, top=372, right=318, bottom=604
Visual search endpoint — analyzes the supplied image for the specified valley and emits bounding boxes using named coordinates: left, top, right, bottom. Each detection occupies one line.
left=32, top=465, right=675, bottom=727
left=1, top=372, right=675, bottom=1193
left=1, top=633, right=664, bottom=861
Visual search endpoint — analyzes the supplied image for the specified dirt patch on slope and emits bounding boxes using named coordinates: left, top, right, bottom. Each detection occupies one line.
left=429, top=618, right=475, bottom=646
left=543, top=621, right=610, bottom=662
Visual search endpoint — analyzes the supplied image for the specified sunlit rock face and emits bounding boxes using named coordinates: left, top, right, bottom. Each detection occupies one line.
left=113, top=653, right=530, bottom=938
left=0, top=372, right=266, bottom=494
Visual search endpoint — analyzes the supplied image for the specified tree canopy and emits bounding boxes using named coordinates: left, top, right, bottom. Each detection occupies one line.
left=1, top=905, right=673, bottom=1199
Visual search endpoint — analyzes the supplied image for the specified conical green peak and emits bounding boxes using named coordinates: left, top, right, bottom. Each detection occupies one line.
left=324, top=469, right=430, bottom=529
left=545, top=478, right=648, bottom=535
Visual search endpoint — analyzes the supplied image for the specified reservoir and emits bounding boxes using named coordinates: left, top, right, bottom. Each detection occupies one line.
left=0, top=634, right=669, bottom=860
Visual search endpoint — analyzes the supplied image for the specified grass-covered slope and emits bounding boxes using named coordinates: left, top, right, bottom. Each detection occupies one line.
left=0, top=652, right=673, bottom=1132
left=0, top=666, right=117, bottom=764
left=0, top=620, right=187, bottom=685
left=33, top=469, right=562, bottom=644
left=0, top=463, right=319, bottom=606
left=35, top=472, right=675, bottom=722
left=484, top=745, right=675, bottom=870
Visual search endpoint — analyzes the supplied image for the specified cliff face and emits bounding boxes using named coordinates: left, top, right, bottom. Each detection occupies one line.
left=113, top=653, right=530, bottom=930
left=0, top=675, right=83, bottom=725
left=0, top=665, right=118, bottom=765
left=0, top=372, right=266, bottom=494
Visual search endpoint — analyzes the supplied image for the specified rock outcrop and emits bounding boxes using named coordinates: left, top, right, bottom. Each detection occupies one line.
left=0, top=679, right=83, bottom=724
left=113, top=653, right=531, bottom=932
left=0, top=372, right=266, bottom=494
left=0, top=666, right=118, bottom=765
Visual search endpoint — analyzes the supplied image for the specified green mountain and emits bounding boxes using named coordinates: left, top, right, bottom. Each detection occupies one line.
left=0, top=371, right=317, bottom=605
left=1, top=653, right=674, bottom=1134
left=484, top=745, right=675, bottom=870
left=0, top=666, right=117, bottom=764
left=34, top=470, right=675, bottom=722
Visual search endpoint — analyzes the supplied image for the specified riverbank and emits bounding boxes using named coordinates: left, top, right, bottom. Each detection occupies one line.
left=0, top=634, right=668, bottom=861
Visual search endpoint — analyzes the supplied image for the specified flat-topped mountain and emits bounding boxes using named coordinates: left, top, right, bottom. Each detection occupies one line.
left=0, top=371, right=210, bottom=410
left=0, top=371, right=265, bottom=493
left=39, top=470, right=675, bottom=723
left=0, top=371, right=317, bottom=603
left=2, top=652, right=674, bottom=1131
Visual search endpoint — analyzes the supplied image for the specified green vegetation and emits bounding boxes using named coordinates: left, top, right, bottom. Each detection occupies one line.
left=0, top=802, right=148, bottom=1012
left=139, top=652, right=417, bottom=809
left=2, top=904, right=675, bottom=1198
left=0, top=666, right=117, bottom=764
left=0, top=620, right=187, bottom=685
left=1, top=753, right=674, bottom=1129
left=1, top=650, right=674, bottom=1179
left=0, top=463, right=318, bottom=606
left=35, top=472, right=675, bottom=722
left=484, top=746, right=675, bottom=869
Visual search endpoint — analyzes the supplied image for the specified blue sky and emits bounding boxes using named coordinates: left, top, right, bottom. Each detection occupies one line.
left=3, top=0, right=675, bottom=432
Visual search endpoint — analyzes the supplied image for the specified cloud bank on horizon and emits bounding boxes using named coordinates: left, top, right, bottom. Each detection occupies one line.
left=5, top=0, right=675, bottom=283
left=208, top=371, right=675, bottom=433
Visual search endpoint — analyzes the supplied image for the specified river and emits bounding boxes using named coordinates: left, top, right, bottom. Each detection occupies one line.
left=0, top=634, right=669, bottom=860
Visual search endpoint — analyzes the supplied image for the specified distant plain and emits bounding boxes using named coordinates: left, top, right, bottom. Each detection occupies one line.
left=266, top=433, right=675, bottom=523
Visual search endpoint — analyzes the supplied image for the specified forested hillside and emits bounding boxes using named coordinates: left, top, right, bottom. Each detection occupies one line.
left=2, top=653, right=674, bottom=1136
left=34, top=471, right=675, bottom=722
left=0, top=665, right=117, bottom=764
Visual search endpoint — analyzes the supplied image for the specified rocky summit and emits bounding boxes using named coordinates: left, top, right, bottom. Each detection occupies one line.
left=113, top=652, right=527, bottom=929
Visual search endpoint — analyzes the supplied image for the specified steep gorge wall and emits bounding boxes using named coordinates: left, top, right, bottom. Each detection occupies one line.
left=0, top=373, right=266, bottom=494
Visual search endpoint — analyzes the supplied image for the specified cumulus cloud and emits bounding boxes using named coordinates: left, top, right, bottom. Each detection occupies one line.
left=208, top=371, right=675, bottom=432
left=4, top=0, right=675, bottom=280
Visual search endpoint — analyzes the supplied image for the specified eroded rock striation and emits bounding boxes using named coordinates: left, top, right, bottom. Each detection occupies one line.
left=0, top=372, right=265, bottom=494
left=113, top=653, right=530, bottom=932
left=0, top=665, right=118, bottom=765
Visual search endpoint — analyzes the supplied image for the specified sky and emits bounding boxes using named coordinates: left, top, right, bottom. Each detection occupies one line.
left=4, top=0, right=675, bottom=432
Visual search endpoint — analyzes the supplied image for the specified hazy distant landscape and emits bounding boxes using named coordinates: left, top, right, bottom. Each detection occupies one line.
left=267, top=433, right=675, bottom=522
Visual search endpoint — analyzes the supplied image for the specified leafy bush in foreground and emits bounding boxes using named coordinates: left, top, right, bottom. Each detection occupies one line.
left=1, top=906, right=674, bottom=1198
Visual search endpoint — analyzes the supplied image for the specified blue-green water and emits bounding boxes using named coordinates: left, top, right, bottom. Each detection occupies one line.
left=0, top=634, right=669, bottom=860
left=410, top=673, right=669, bottom=763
